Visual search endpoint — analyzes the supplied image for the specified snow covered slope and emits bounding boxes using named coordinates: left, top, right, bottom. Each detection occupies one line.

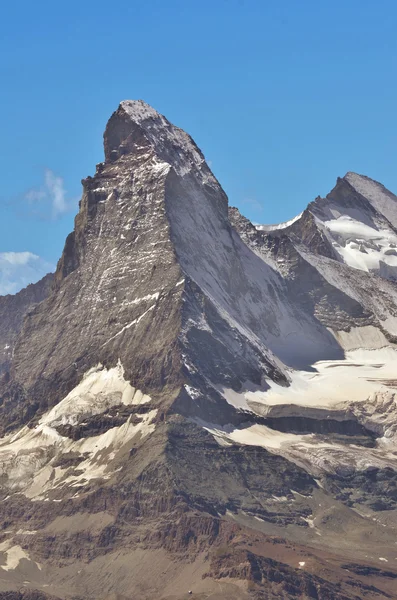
left=0, top=362, right=156, bottom=500
left=309, top=173, right=397, bottom=279
left=263, top=172, right=397, bottom=280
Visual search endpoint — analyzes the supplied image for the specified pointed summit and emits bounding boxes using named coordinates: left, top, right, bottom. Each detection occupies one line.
left=103, top=99, right=218, bottom=187
left=343, top=171, right=397, bottom=228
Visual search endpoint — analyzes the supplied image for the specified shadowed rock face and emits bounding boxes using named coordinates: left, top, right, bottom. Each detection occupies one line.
left=0, top=102, right=397, bottom=599
left=0, top=273, right=53, bottom=375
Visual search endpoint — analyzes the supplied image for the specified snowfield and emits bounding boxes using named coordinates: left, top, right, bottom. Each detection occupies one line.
left=203, top=329, right=397, bottom=476
left=322, top=215, right=397, bottom=275
left=248, top=346, right=397, bottom=410
left=0, top=362, right=156, bottom=500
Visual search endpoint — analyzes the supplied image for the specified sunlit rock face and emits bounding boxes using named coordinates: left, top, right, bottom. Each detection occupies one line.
left=1, top=102, right=397, bottom=599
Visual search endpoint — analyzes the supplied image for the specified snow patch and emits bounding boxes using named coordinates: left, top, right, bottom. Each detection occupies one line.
left=41, top=361, right=150, bottom=428
left=256, top=212, right=303, bottom=232
left=323, top=215, right=397, bottom=275
left=184, top=385, right=201, bottom=399
left=244, top=347, right=397, bottom=410
left=201, top=421, right=312, bottom=451
left=0, top=363, right=156, bottom=500
left=0, top=543, right=41, bottom=571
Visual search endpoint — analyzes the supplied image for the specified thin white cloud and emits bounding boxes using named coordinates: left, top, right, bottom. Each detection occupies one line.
left=0, top=252, right=54, bottom=296
left=24, top=169, right=76, bottom=219
left=45, top=169, right=68, bottom=216
left=1, top=251, right=36, bottom=266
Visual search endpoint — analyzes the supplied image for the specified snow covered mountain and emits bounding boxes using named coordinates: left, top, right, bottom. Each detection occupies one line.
left=309, top=173, right=397, bottom=278
left=1, top=101, right=397, bottom=599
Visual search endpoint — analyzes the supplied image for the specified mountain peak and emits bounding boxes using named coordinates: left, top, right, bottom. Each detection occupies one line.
left=104, top=99, right=216, bottom=184
left=341, top=171, right=397, bottom=228
left=119, top=99, right=161, bottom=121
left=344, top=170, right=380, bottom=185
left=342, top=171, right=386, bottom=198
left=344, top=170, right=367, bottom=180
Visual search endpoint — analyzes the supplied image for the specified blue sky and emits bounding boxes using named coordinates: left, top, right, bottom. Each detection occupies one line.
left=1, top=0, right=397, bottom=292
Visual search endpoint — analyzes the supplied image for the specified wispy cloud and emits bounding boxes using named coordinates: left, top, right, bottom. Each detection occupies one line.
left=25, top=169, right=76, bottom=219
left=0, top=252, right=54, bottom=295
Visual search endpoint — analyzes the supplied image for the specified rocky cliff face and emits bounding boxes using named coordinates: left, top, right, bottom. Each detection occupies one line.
left=1, top=101, right=397, bottom=599
left=0, top=273, right=53, bottom=376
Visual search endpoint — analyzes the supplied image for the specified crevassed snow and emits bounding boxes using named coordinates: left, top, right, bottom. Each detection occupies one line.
left=323, top=215, right=397, bottom=274
left=211, top=343, right=397, bottom=433
left=324, top=216, right=391, bottom=239
left=201, top=419, right=357, bottom=477
left=203, top=412, right=397, bottom=477
left=238, top=346, right=397, bottom=410
left=203, top=345, right=397, bottom=476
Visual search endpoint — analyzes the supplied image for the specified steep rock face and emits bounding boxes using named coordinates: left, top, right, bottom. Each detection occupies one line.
left=0, top=100, right=344, bottom=432
left=166, top=168, right=342, bottom=373
left=231, top=175, right=397, bottom=344
left=3, top=104, right=185, bottom=432
left=0, top=273, right=53, bottom=375
left=1, top=103, right=397, bottom=599
left=229, top=207, right=376, bottom=333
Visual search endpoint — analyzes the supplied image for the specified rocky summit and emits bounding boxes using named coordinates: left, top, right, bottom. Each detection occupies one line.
left=1, top=101, right=397, bottom=599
